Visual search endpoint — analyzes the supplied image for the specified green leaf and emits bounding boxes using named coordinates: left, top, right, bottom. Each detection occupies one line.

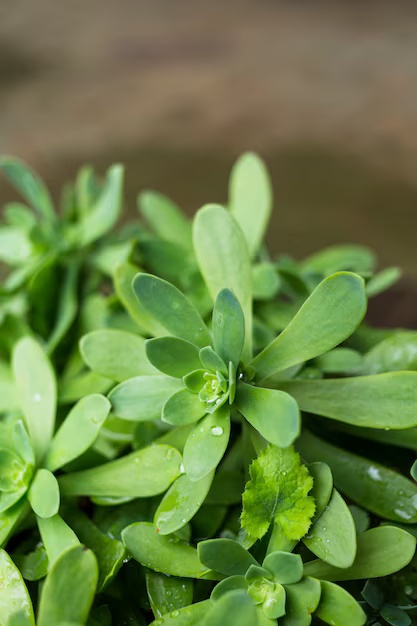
left=252, top=263, right=280, bottom=301
left=0, top=227, right=32, bottom=265
left=229, top=152, right=272, bottom=259
left=198, top=538, right=258, bottom=576
left=37, top=514, right=80, bottom=566
left=199, top=347, right=228, bottom=377
left=366, top=267, right=401, bottom=297
left=146, top=337, right=201, bottom=378
left=149, top=601, right=211, bottom=626
left=133, top=274, right=211, bottom=348
left=139, top=190, right=192, bottom=250
left=80, top=330, right=157, bottom=382
left=46, top=262, right=79, bottom=353
left=28, top=469, right=60, bottom=518
left=37, top=545, right=98, bottom=626
left=307, top=462, right=333, bottom=520
left=315, top=581, right=366, bottom=626
left=304, top=526, right=416, bottom=580
left=0, top=157, right=55, bottom=222
left=122, top=522, right=207, bottom=578
left=212, top=289, right=245, bottom=369
left=315, top=348, right=363, bottom=374
left=162, top=389, right=207, bottom=426
left=241, top=445, right=315, bottom=541
left=0, top=550, right=34, bottom=625
left=205, top=590, right=257, bottom=626
left=263, top=551, right=303, bottom=584
left=363, top=331, right=417, bottom=374
left=12, top=337, right=57, bottom=462
left=183, top=407, right=231, bottom=481
left=280, top=577, right=321, bottom=626
left=145, top=570, right=193, bottom=619
left=251, top=272, right=366, bottom=382
left=44, top=394, right=111, bottom=471
left=0, top=500, right=29, bottom=547
left=13, top=545, right=48, bottom=582
left=303, top=489, right=356, bottom=568
left=235, top=382, right=300, bottom=448
left=279, top=372, right=417, bottom=429
left=298, top=430, right=417, bottom=522
left=70, top=164, right=123, bottom=246
left=109, top=375, right=183, bottom=421
left=301, top=244, right=376, bottom=275
left=193, top=204, right=252, bottom=360
left=59, top=445, right=181, bottom=498
left=154, top=471, right=214, bottom=535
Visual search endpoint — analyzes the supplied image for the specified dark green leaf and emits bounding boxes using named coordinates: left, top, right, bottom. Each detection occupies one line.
left=109, top=375, right=183, bottom=421
left=315, top=581, right=366, bottom=626
left=198, top=538, right=258, bottom=576
left=205, top=590, right=257, bottom=626
left=212, top=289, right=245, bottom=369
left=145, top=570, right=193, bottom=619
left=146, top=337, right=201, bottom=378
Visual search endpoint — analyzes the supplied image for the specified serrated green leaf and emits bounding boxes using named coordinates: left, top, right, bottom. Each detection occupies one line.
left=146, top=337, right=201, bottom=378
left=241, top=445, right=315, bottom=541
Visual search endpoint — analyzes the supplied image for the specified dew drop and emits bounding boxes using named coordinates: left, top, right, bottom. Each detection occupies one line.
left=210, top=426, right=223, bottom=437
left=33, top=393, right=41, bottom=403
left=322, top=527, right=327, bottom=531
left=165, top=449, right=175, bottom=460
left=179, top=463, right=185, bottom=474
left=170, top=610, right=180, bottom=618
left=181, top=518, right=186, bottom=524
left=166, top=590, right=172, bottom=597
left=282, top=471, right=287, bottom=476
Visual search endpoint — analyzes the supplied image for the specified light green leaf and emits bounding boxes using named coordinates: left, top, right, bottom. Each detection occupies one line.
left=12, top=336, right=57, bottom=462
left=0, top=227, right=32, bottom=265
left=235, top=382, right=300, bottom=448
left=315, top=348, right=363, bottom=374
left=28, top=469, right=59, bottom=519
left=298, top=430, right=417, bottom=523
left=241, top=445, right=315, bottom=541
left=304, top=526, right=416, bottom=580
left=37, top=545, right=98, bottom=626
left=0, top=549, right=34, bottom=625
left=154, top=471, right=214, bottom=535
left=280, top=577, right=321, bottom=626
left=183, top=407, right=231, bottom=481
left=212, top=289, right=245, bottom=369
left=205, top=590, right=257, bottom=626
left=0, top=500, right=29, bottom=548
left=193, top=204, right=252, bottom=360
left=263, top=551, right=303, bottom=584
left=315, top=581, right=366, bottom=626
left=59, top=445, right=181, bottom=498
left=146, top=570, right=193, bottom=619
left=363, top=331, right=417, bottom=374
left=46, top=262, right=79, bottom=354
left=146, top=337, right=201, bottom=378
left=229, top=152, right=272, bottom=259
left=251, top=272, right=366, bottom=382
left=80, top=329, right=157, bottom=382
left=122, top=522, right=207, bottom=578
left=199, top=347, right=228, bottom=377
left=307, top=462, right=333, bottom=521
left=109, top=375, right=183, bottom=421
left=133, top=274, right=211, bottom=348
left=149, top=600, right=211, bottom=626
left=301, top=245, right=376, bottom=275
left=198, top=538, right=258, bottom=576
left=162, top=389, right=206, bottom=426
left=252, top=263, right=280, bottom=301
left=280, top=372, right=417, bottom=429
left=139, top=190, right=192, bottom=250
left=303, top=489, right=356, bottom=568
left=0, top=362, right=17, bottom=413
left=37, top=514, right=79, bottom=566
left=366, top=266, right=401, bottom=297
left=45, top=394, right=111, bottom=471
left=0, top=157, right=55, bottom=222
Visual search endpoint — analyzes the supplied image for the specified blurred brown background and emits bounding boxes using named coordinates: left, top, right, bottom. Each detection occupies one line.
left=1, top=0, right=417, bottom=275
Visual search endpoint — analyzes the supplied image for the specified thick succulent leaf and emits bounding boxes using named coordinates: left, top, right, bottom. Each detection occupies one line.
left=198, top=538, right=258, bottom=576
left=263, top=551, right=303, bottom=584
left=199, top=347, right=228, bottom=377
left=37, top=545, right=98, bottom=626
left=303, top=489, right=356, bottom=568
left=37, top=514, right=80, bottom=566
left=251, top=272, right=366, bottom=381
left=0, top=157, right=55, bottom=222
left=28, top=469, right=60, bottom=519
left=133, top=274, right=211, bottom=348
left=59, top=445, right=181, bottom=498
left=0, top=227, right=32, bottom=265
left=204, top=590, right=257, bottom=626
left=146, top=337, right=201, bottom=378
left=236, top=382, right=300, bottom=448
left=46, top=262, right=79, bottom=354
left=307, top=462, right=333, bottom=520
left=149, top=600, right=211, bottom=626
left=122, top=522, right=208, bottom=578
left=280, top=577, right=321, bottom=626
left=193, top=204, right=252, bottom=361
left=365, top=266, right=401, bottom=297
left=45, top=394, right=110, bottom=471
left=280, top=372, right=417, bottom=429
left=0, top=500, right=29, bottom=548
left=298, top=430, right=417, bottom=523
left=304, top=526, right=416, bottom=580
left=0, top=362, right=17, bottom=413
left=146, top=570, right=193, bottom=619
left=212, top=289, right=245, bottom=369
left=363, top=331, right=417, bottom=374
left=183, top=408, right=231, bottom=481
left=109, top=375, right=183, bottom=421
left=228, top=152, right=272, bottom=259
left=154, top=471, right=214, bottom=535
left=301, top=244, right=376, bottom=275
left=315, top=581, right=366, bottom=626
left=315, top=348, right=363, bottom=375
left=162, top=389, right=207, bottom=426
left=13, top=545, right=48, bottom=582
left=12, top=337, right=57, bottom=462
left=139, top=190, right=192, bottom=249
left=252, top=263, right=281, bottom=301
left=0, top=549, right=34, bottom=625
left=80, top=330, right=157, bottom=382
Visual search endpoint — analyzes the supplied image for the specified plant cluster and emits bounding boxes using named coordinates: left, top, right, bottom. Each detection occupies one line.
left=0, top=153, right=417, bottom=625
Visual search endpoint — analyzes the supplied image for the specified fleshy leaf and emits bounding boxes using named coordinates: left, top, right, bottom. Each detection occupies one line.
left=162, top=389, right=207, bottom=426
left=145, top=570, right=193, bottom=620
left=301, top=244, right=376, bottom=275
left=149, top=600, right=211, bottom=626
left=193, top=204, right=252, bottom=361
left=315, top=581, right=366, bottom=626
left=0, top=549, right=34, bottom=625
left=146, top=337, right=201, bottom=378
left=315, top=348, right=363, bottom=375
left=263, top=551, right=303, bottom=584
left=28, top=469, right=60, bottom=519
left=0, top=227, right=32, bottom=265
left=280, top=577, right=321, bottom=626
left=37, top=545, right=98, bottom=626
left=212, top=289, right=245, bottom=369
left=363, top=331, right=417, bottom=374
left=204, top=590, right=257, bottom=626
left=109, top=375, right=183, bottom=421
left=132, top=274, right=211, bottom=348
left=80, top=330, right=157, bottom=382
left=37, top=514, right=80, bottom=566
left=235, top=382, right=300, bottom=448
left=0, top=157, right=55, bottom=222
left=183, top=407, right=231, bottom=481
left=252, top=263, right=281, bottom=301
left=139, top=190, right=192, bottom=250
left=12, top=337, right=57, bottom=462
left=198, top=538, right=258, bottom=576
left=366, top=266, right=401, bottom=297
left=241, top=445, right=315, bottom=541
left=251, top=272, right=366, bottom=382
left=228, top=152, right=272, bottom=259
